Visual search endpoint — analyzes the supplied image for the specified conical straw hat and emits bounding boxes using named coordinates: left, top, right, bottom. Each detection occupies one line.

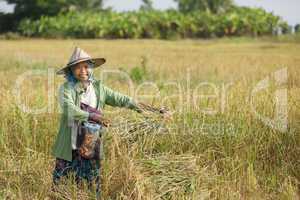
left=56, top=47, right=106, bottom=75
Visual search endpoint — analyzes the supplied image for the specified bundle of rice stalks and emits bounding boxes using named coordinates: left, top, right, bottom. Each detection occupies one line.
left=136, top=155, right=207, bottom=199
left=109, top=109, right=171, bottom=142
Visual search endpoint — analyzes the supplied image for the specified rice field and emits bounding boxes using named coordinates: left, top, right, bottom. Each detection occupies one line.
left=0, top=38, right=299, bottom=199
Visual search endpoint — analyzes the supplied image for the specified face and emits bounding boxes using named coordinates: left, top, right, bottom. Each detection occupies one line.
left=71, top=61, right=89, bottom=82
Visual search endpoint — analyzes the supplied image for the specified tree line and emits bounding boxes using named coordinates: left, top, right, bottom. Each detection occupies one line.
left=0, top=0, right=297, bottom=38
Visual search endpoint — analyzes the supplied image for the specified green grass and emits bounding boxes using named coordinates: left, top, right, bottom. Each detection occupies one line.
left=0, top=38, right=299, bottom=199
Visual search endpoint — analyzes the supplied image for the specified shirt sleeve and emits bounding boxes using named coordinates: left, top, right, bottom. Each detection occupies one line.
left=102, top=85, right=141, bottom=112
left=59, top=83, right=89, bottom=123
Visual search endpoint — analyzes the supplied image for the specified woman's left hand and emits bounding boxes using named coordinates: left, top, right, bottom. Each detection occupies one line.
left=159, top=107, right=173, bottom=121
left=137, top=102, right=173, bottom=121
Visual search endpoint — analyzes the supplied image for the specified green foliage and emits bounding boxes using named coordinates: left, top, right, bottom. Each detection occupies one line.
left=278, top=21, right=292, bottom=34
left=130, top=67, right=147, bottom=83
left=0, top=13, right=16, bottom=32
left=175, top=0, right=233, bottom=14
left=295, top=24, right=300, bottom=33
left=0, top=0, right=103, bottom=33
left=5, top=0, right=103, bottom=19
left=130, top=56, right=148, bottom=83
left=18, top=7, right=286, bottom=39
left=140, top=0, right=154, bottom=11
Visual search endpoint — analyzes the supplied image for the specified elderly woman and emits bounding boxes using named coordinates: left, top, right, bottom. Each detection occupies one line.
left=51, top=47, right=169, bottom=197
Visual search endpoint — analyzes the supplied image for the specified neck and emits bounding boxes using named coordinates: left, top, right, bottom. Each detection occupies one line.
left=81, top=80, right=90, bottom=90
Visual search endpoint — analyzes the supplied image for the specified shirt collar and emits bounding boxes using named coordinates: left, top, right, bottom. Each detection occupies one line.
left=74, top=80, right=95, bottom=94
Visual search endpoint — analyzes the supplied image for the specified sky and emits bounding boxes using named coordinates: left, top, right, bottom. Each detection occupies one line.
left=0, top=0, right=299, bottom=26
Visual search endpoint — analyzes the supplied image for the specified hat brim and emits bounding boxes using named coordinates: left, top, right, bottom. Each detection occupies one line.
left=56, top=57, right=106, bottom=75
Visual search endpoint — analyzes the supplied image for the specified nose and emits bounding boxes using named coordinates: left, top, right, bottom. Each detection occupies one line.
left=80, top=66, right=87, bottom=74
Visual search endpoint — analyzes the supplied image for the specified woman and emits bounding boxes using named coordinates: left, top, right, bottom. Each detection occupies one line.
left=51, top=47, right=170, bottom=197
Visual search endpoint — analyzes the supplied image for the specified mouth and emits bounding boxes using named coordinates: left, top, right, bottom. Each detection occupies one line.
left=78, top=74, right=88, bottom=80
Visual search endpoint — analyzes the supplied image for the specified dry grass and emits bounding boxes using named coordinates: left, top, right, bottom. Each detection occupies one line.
left=0, top=38, right=299, bottom=199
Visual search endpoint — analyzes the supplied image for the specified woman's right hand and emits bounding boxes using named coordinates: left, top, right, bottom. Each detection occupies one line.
left=88, top=113, right=110, bottom=127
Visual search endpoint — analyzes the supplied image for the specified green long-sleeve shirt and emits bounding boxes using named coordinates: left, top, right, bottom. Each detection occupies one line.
left=52, top=79, right=138, bottom=161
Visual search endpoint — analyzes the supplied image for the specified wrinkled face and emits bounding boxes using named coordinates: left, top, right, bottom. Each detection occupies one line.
left=71, top=61, right=89, bottom=82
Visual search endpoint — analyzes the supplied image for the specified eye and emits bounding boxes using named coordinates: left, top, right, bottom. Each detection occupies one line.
left=72, top=65, right=80, bottom=71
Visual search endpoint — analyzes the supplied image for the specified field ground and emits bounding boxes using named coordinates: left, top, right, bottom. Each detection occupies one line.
left=0, top=38, right=299, bottom=199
